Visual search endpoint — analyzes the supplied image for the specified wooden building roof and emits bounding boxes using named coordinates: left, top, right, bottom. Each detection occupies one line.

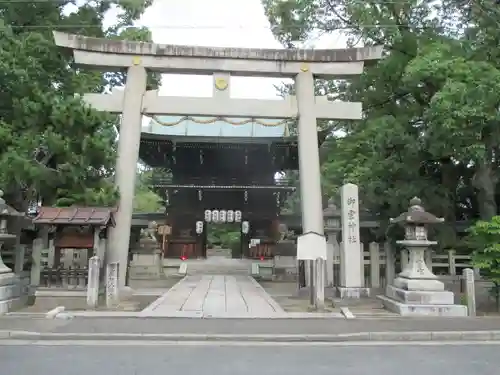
left=33, top=207, right=116, bottom=226
left=139, top=135, right=300, bottom=169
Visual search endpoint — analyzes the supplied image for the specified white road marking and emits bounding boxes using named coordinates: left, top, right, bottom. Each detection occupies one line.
left=1, top=340, right=500, bottom=347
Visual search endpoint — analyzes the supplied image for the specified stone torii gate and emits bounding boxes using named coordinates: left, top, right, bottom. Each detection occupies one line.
left=53, top=32, right=382, bottom=298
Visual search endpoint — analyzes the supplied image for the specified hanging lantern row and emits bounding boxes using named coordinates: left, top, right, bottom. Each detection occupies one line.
left=242, top=221, right=249, bottom=234
left=195, top=221, right=204, bottom=234
left=204, top=209, right=242, bottom=223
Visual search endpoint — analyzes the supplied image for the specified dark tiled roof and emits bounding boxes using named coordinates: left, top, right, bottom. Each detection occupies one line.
left=33, top=207, right=116, bottom=226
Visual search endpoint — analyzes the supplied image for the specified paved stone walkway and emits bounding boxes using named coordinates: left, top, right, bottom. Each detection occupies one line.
left=140, top=275, right=285, bottom=318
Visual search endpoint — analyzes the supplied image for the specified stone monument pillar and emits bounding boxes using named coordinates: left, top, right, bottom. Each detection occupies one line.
left=338, top=183, right=368, bottom=298
left=86, top=256, right=100, bottom=308
left=378, top=197, right=467, bottom=316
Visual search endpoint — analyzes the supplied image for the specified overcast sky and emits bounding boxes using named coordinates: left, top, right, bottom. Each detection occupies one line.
left=126, top=0, right=346, bottom=100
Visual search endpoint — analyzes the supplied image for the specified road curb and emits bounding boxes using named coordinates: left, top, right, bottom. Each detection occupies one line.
left=1, top=330, right=500, bottom=342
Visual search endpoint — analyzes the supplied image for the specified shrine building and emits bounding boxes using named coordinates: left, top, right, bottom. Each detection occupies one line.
left=139, top=115, right=325, bottom=260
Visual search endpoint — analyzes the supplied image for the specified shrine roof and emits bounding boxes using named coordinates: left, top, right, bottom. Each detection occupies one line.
left=33, top=207, right=116, bottom=227
left=139, top=132, right=297, bottom=145
left=143, top=116, right=290, bottom=139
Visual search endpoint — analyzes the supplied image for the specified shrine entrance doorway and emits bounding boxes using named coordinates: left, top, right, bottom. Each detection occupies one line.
left=202, top=210, right=245, bottom=260
left=205, top=222, right=242, bottom=259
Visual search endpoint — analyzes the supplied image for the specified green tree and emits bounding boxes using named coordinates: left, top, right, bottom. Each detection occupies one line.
left=134, top=169, right=163, bottom=213
left=263, top=0, right=500, bottom=244
left=467, top=216, right=500, bottom=311
left=0, top=1, right=157, bottom=211
left=207, top=224, right=240, bottom=248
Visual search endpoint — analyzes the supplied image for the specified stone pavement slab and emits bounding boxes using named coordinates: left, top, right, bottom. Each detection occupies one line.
left=140, top=275, right=285, bottom=318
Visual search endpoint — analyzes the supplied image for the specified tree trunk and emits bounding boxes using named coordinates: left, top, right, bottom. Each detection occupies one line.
left=472, top=162, right=497, bottom=220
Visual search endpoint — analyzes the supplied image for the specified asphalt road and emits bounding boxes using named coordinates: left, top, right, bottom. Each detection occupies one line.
left=1, top=341, right=499, bottom=375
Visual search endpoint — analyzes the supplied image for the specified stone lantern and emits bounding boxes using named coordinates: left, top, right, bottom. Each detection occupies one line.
left=0, top=190, right=23, bottom=313
left=379, top=197, right=467, bottom=316
left=0, top=190, right=18, bottom=274
left=323, top=199, right=341, bottom=234
left=323, top=199, right=341, bottom=287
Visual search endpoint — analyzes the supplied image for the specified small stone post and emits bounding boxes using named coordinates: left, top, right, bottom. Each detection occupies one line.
left=315, top=257, right=325, bottom=309
left=384, top=242, right=396, bottom=286
left=86, top=256, right=100, bottom=308
left=369, top=242, right=381, bottom=288
left=47, top=238, right=55, bottom=267
left=30, top=238, right=43, bottom=287
left=106, top=261, right=119, bottom=308
left=14, top=245, right=26, bottom=274
left=463, top=268, right=476, bottom=317
left=154, top=249, right=163, bottom=278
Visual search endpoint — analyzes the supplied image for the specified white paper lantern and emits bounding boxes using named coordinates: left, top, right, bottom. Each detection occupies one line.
left=212, top=210, right=219, bottom=223
left=195, top=221, right=204, bottom=234
left=235, top=210, right=242, bottom=223
left=242, top=221, right=249, bottom=234
left=204, top=210, right=212, bottom=222
left=219, top=210, right=227, bottom=223
left=227, top=210, right=234, bottom=222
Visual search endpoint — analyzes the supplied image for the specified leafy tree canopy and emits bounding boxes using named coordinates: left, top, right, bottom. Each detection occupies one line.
left=263, top=0, right=500, bottom=247
left=134, top=169, right=164, bottom=213
left=0, top=0, right=156, bottom=211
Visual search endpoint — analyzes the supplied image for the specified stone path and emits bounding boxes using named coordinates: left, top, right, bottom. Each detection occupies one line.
left=140, top=275, right=285, bottom=318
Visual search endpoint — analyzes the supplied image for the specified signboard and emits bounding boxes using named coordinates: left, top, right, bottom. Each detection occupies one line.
left=297, top=231, right=327, bottom=260
left=157, top=225, right=171, bottom=236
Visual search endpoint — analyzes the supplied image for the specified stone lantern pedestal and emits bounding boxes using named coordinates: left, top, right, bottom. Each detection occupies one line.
left=378, top=198, right=467, bottom=317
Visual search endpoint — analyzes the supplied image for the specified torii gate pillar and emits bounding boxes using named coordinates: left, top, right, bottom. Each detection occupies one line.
left=110, top=65, right=147, bottom=290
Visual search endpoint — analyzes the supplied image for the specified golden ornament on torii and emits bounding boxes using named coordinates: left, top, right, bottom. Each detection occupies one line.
left=214, top=77, right=229, bottom=91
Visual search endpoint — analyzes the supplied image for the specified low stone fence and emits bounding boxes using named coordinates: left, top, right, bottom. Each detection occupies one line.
left=273, top=242, right=473, bottom=288
left=356, top=243, right=473, bottom=289
left=39, top=266, right=89, bottom=289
